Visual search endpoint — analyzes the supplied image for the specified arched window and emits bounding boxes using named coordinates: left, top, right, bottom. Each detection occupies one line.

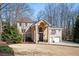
left=39, top=27, right=43, bottom=32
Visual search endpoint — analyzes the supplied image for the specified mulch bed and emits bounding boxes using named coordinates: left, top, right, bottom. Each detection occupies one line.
left=0, top=52, right=14, bottom=56
left=25, top=42, right=35, bottom=44
left=0, top=40, right=7, bottom=45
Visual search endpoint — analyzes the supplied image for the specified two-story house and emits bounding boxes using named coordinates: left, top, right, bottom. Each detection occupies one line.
left=17, top=17, right=63, bottom=44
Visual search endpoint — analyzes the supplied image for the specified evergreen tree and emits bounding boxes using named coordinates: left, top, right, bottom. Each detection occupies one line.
left=73, top=15, right=79, bottom=43
left=1, top=25, right=23, bottom=44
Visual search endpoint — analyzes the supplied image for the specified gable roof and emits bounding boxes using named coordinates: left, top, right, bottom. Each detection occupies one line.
left=31, top=19, right=51, bottom=28
left=35, top=19, right=51, bottom=26
left=16, top=17, right=33, bottom=23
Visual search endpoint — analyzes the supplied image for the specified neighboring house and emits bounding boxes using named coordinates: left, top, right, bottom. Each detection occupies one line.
left=17, top=17, right=63, bottom=44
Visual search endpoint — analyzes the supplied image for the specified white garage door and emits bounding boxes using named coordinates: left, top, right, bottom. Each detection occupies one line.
left=54, top=37, right=60, bottom=43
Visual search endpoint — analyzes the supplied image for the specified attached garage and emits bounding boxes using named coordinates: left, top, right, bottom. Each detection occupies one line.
left=48, top=28, right=62, bottom=44
left=53, top=36, right=60, bottom=43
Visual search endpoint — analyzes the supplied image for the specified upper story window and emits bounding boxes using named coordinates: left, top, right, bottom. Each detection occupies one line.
left=25, top=23, right=27, bottom=26
left=19, top=23, right=21, bottom=26
left=39, top=27, right=43, bottom=32
left=51, top=29, right=56, bottom=34
left=58, top=29, right=61, bottom=32
left=22, top=29, right=26, bottom=33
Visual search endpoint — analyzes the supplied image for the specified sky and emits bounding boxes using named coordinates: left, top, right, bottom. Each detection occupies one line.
left=29, top=3, right=79, bottom=20
left=29, top=3, right=46, bottom=20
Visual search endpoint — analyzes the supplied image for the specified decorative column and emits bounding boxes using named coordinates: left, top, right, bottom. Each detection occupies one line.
left=48, top=27, right=52, bottom=44
left=35, top=24, right=39, bottom=43
left=48, top=27, right=50, bottom=44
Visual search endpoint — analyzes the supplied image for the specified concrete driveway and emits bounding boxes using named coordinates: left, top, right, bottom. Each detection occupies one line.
left=9, top=44, right=79, bottom=56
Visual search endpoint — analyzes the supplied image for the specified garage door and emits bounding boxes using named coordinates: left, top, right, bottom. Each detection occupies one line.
left=54, top=37, right=60, bottom=43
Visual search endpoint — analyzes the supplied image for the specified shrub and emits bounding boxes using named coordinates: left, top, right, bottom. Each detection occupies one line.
left=0, top=45, right=12, bottom=53
left=0, top=45, right=14, bottom=55
left=73, top=15, right=79, bottom=43
left=1, top=25, right=23, bottom=44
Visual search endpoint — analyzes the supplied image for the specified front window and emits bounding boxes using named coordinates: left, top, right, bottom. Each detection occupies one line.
left=51, top=29, right=56, bottom=34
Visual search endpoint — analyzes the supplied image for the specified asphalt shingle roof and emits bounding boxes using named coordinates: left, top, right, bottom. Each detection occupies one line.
left=16, top=17, right=33, bottom=23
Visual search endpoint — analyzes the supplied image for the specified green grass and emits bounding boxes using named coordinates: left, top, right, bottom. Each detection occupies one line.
left=0, top=45, right=14, bottom=55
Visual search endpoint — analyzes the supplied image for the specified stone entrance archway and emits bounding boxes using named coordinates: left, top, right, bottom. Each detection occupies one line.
left=35, top=20, right=49, bottom=43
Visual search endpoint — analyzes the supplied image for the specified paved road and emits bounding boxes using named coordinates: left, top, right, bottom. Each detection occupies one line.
left=9, top=44, right=79, bottom=56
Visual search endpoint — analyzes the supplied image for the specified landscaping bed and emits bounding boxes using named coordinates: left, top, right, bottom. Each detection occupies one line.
left=0, top=41, right=6, bottom=45
left=0, top=45, right=14, bottom=56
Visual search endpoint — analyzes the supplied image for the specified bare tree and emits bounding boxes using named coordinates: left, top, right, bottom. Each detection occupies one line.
left=1, top=3, right=33, bottom=26
left=43, top=3, right=78, bottom=40
left=0, top=3, right=8, bottom=40
left=36, top=10, right=46, bottom=21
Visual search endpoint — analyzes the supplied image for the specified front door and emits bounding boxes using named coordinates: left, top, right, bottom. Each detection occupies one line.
left=39, top=27, right=43, bottom=42
left=39, top=32, right=43, bottom=41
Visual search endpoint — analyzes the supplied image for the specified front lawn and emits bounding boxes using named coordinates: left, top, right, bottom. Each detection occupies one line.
left=0, top=45, right=14, bottom=56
